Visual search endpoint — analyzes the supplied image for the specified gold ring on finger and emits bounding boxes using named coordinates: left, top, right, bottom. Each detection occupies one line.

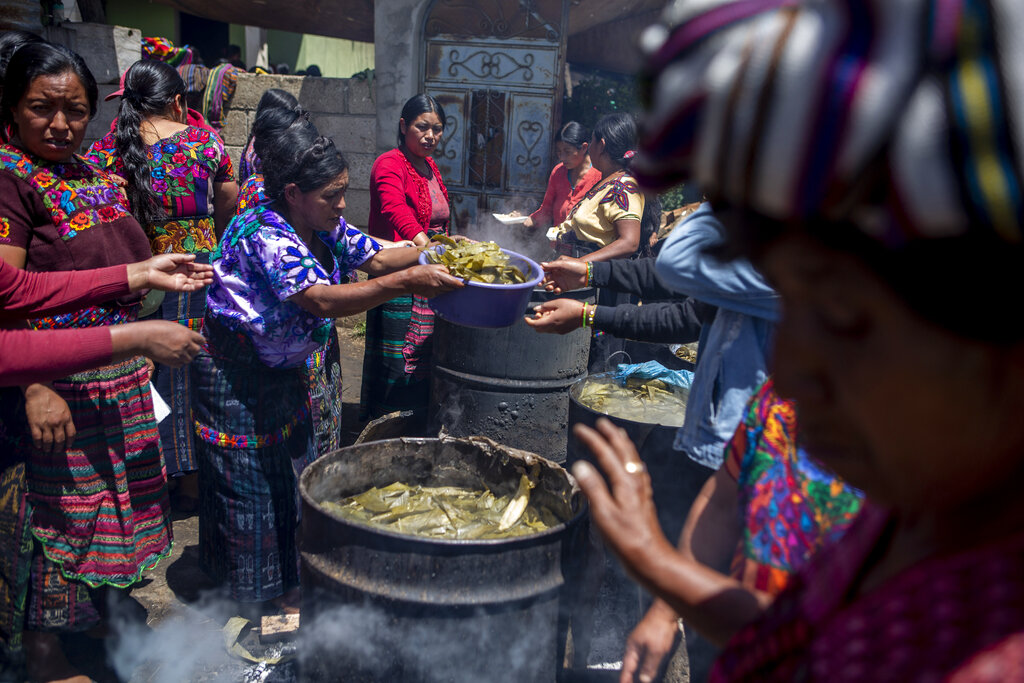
left=624, top=461, right=646, bottom=475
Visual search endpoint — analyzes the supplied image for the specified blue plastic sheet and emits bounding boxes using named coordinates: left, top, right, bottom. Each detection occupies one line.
left=612, top=361, right=694, bottom=392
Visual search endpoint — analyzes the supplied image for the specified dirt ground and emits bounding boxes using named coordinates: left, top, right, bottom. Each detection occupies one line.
left=59, top=315, right=368, bottom=683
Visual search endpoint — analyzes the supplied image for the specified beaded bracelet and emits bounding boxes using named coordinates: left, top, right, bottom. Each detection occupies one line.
left=586, top=304, right=596, bottom=328
left=586, top=261, right=594, bottom=287
left=580, top=302, right=589, bottom=328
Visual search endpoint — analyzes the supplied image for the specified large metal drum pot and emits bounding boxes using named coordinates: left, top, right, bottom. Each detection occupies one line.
left=298, top=435, right=587, bottom=682
left=567, top=371, right=708, bottom=542
left=564, top=373, right=711, bottom=673
left=429, top=288, right=594, bottom=463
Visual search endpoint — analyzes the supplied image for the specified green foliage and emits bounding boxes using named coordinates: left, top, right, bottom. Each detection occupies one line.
left=660, top=185, right=690, bottom=212
left=562, top=70, right=642, bottom=130
left=352, top=320, right=367, bottom=338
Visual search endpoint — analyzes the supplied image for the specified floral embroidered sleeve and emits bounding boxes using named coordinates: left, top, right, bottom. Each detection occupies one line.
left=599, top=176, right=644, bottom=223
left=256, top=225, right=333, bottom=302
left=0, top=172, right=43, bottom=247
left=320, top=219, right=382, bottom=279
left=236, top=175, right=265, bottom=215
left=211, top=131, right=234, bottom=183
left=83, top=132, right=119, bottom=172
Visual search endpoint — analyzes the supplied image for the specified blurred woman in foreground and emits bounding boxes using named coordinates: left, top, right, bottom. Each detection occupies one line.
left=577, top=1, right=1024, bottom=680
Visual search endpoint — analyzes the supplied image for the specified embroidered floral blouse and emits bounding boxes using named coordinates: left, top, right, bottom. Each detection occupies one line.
left=236, top=173, right=266, bottom=215
left=551, top=172, right=645, bottom=248
left=0, top=144, right=152, bottom=329
left=84, top=126, right=234, bottom=254
left=206, top=205, right=381, bottom=368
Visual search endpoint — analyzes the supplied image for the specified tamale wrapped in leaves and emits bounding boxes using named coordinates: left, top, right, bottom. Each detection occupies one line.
left=577, top=376, right=689, bottom=426
left=422, top=240, right=528, bottom=285
left=322, top=474, right=558, bottom=540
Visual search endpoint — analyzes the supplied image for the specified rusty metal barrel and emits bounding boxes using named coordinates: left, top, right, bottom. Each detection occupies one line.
left=429, top=288, right=594, bottom=463
left=298, top=436, right=587, bottom=682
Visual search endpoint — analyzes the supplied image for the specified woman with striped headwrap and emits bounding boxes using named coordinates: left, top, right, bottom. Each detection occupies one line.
left=573, top=1, right=1024, bottom=681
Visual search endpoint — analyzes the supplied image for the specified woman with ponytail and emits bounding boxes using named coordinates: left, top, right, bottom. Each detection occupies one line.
left=191, top=121, right=461, bottom=612
left=544, top=113, right=661, bottom=368
left=548, top=112, right=661, bottom=262
left=84, top=60, right=239, bottom=502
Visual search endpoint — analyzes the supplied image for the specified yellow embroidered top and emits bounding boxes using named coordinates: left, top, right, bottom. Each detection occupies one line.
left=551, top=172, right=644, bottom=248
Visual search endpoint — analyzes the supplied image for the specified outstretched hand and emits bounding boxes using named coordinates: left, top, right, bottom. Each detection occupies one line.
left=111, top=320, right=205, bottom=368
left=571, top=419, right=673, bottom=576
left=524, top=298, right=584, bottom=334
left=128, top=254, right=215, bottom=293
left=404, top=264, right=466, bottom=298
left=541, top=256, right=587, bottom=293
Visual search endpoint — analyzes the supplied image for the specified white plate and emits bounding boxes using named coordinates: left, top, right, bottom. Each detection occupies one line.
left=491, top=212, right=529, bottom=225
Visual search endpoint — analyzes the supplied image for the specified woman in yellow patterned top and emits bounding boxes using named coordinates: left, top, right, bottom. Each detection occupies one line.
left=549, top=113, right=660, bottom=262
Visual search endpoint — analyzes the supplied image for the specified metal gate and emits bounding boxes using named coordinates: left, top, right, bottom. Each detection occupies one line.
left=422, top=0, right=569, bottom=231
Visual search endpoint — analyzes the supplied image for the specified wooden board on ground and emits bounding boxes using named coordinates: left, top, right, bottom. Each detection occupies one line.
left=260, top=613, right=300, bottom=643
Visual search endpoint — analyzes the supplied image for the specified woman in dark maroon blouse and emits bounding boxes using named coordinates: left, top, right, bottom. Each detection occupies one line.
left=0, top=43, right=188, bottom=682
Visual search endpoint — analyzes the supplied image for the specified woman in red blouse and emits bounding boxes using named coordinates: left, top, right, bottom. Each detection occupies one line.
left=361, top=94, right=450, bottom=420
left=522, top=121, right=602, bottom=230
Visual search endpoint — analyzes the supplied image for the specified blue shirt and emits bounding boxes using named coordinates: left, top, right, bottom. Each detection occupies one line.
left=655, top=203, right=779, bottom=469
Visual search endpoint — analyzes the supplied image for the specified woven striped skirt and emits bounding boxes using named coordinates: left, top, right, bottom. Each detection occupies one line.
left=306, top=326, right=342, bottom=458
left=0, top=357, right=171, bottom=649
left=148, top=280, right=207, bottom=477
left=27, top=357, right=171, bottom=587
left=191, top=318, right=317, bottom=602
left=360, top=294, right=434, bottom=420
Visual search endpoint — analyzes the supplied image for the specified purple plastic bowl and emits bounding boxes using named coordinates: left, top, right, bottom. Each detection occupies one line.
left=417, top=247, right=544, bottom=328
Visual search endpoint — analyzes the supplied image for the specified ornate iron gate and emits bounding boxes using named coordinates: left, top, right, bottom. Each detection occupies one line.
left=422, top=0, right=569, bottom=231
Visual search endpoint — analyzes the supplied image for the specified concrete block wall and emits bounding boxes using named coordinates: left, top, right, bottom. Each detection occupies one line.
left=220, top=74, right=378, bottom=227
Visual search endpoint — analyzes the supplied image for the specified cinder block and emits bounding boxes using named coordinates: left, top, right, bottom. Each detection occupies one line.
left=297, top=78, right=347, bottom=115
left=231, top=74, right=303, bottom=111
left=46, top=23, right=141, bottom=85
left=344, top=189, right=371, bottom=228
left=344, top=152, right=376, bottom=191
left=347, top=79, right=376, bottom=115
left=318, top=116, right=375, bottom=154
left=219, top=109, right=251, bottom=147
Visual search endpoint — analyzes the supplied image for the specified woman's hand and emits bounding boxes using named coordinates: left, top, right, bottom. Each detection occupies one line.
left=23, top=383, right=75, bottom=452
left=541, top=256, right=588, bottom=293
left=126, top=254, right=214, bottom=293
left=620, top=600, right=681, bottom=683
left=524, top=299, right=584, bottom=334
left=401, top=264, right=465, bottom=298
left=571, top=419, right=674, bottom=577
left=110, top=320, right=205, bottom=368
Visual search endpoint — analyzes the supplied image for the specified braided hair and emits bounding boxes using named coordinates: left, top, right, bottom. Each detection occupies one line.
left=114, top=59, right=186, bottom=226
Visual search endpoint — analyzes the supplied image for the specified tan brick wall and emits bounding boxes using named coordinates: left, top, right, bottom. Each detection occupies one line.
left=222, top=74, right=378, bottom=227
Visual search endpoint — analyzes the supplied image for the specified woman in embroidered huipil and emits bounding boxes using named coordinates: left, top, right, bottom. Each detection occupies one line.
left=236, top=92, right=359, bottom=459
left=549, top=113, right=661, bottom=263
left=0, top=43, right=175, bottom=681
left=193, top=120, right=461, bottom=612
left=84, top=60, right=238, bottom=492
left=361, top=94, right=451, bottom=420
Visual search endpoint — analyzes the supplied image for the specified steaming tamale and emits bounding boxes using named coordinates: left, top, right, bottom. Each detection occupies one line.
left=577, top=377, right=689, bottom=426
left=423, top=237, right=528, bottom=284
left=323, top=477, right=559, bottom=540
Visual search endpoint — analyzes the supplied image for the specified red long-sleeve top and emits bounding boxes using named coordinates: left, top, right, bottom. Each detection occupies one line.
left=0, top=261, right=131, bottom=385
left=529, top=163, right=603, bottom=228
left=367, top=148, right=450, bottom=242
